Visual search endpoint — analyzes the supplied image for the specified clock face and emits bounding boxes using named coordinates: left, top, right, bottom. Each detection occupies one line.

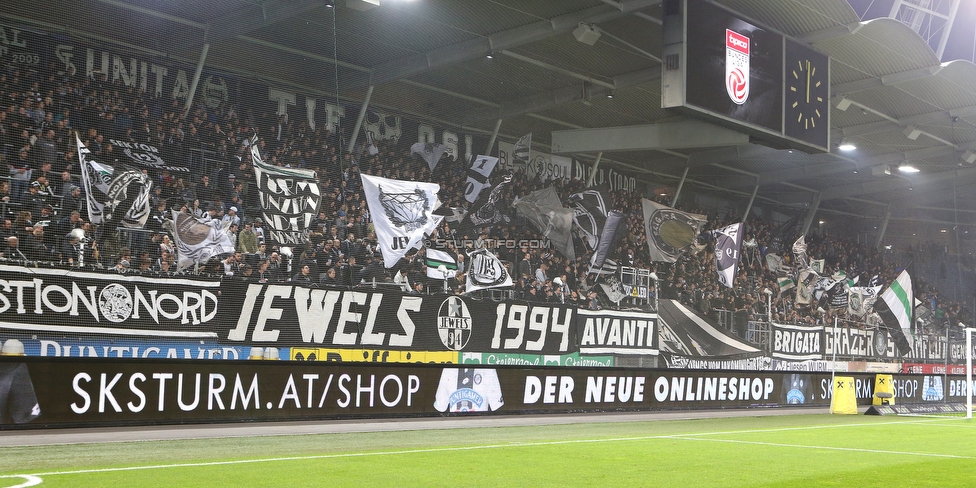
left=784, top=40, right=829, bottom=149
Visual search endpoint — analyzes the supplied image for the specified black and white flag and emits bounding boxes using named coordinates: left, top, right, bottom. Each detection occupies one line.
left=465, top=248, right=513, bottom=293
left=410, top=142, right=448, bottom=171
left=792, top=235, right=809, bottom=270
left=251, top=139, right=321, bottom=246
left=848, top=286, right=882, bottom=317
left=463, top=155, right=499, bottom=203
left=361, top=173, right=442, bottom=267
left=599, top=274, right=628, bottom=304
left=590, top=210, right=625, bottom=272
left=711, top=222, right=744, bottom=288
left=77, top=134, right=152, bottom=229
left=641, top=199, right=707, bottom=263
left=512, top=186, right=576, bottom=261
left=170, top=211, right=235, bottom=270
left=512, top=133, right=531, bottom=166
left=464, top=174, right=512, bottom=231
left=568, top=186, right=611, bottom=249
left=109, top=139, right=190, bottom=173
left=425, top=248, right=458, bottom=279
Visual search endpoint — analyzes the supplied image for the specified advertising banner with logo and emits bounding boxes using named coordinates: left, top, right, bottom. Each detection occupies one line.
left=0, top=264, right=221, bottom=339
left=218, top=282, right=577, bottom=355
left=3, top=356, right=966, bottom=429
left=0, top=335, right=246, bottom=360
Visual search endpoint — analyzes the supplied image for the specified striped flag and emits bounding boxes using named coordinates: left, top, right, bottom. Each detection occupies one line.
left=426, top=248, right=458, bottom=279
left=873, top=269, right=914, bottom=355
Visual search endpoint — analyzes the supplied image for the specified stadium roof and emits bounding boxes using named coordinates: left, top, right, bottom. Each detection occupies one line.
left=6, top=0, right=976, bottom=242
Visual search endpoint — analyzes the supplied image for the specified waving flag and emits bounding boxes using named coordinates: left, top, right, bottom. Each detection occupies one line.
left=641, top=199, right=707, bottom=263
left=463, top=155, right=499, bottom=203
left=170, top=211, right=235, bottom=270
left=410, top=142, right=448, bottom=171
left=361, top=173, right=442, bottom=267
left=568, top=186, right=611, bottom=250
left=77, top=134, right=152, bottom=230
left=874, top=269, right=914, bottom=355
left=251, top=136, right=321, bottom=246
left=512, top=187, right=575, bottom=260
left=465, top=248, right=513, bottom=293
left=712, top=222, right=744, bottom=288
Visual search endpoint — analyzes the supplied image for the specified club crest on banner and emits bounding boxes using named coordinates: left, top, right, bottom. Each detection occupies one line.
left=725, top=29, right=750, bottom=105
left=437, top=296, right=473, bottom=351
left=201, top=75, right=229, bottom=108
left=466, top=248, right=512, bottom=293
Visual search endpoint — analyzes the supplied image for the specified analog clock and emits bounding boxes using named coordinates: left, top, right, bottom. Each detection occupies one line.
left=784, top=39, right=829, bottom=149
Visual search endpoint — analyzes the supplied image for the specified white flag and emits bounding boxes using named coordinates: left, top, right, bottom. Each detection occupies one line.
left=512, top=133, right=531, bottom=164
left=463, top=155, right=499, bottom=203
left=465, top=248, right=512, bottom=293
left=361, top=173, right=442, bottom=267
left=410, top=142, right=448, bottom=171
left=171, top=211, right=235, bottom=270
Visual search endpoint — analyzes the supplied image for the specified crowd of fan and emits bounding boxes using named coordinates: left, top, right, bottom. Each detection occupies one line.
left=0, top=63, right=970, bottom=338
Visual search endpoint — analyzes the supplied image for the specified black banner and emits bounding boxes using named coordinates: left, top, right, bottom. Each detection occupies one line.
left=0, top=264, right=221, bottom=339
left=7, top=356, right=970, bottom=428
left=218, top=282, right=577, bottom=355
left=0, top=23, right=50, bottom=71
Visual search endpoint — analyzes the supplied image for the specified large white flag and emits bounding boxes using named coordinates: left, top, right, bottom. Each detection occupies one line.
left=361, top=173, right=442, bottom=267
left=465, top=248, right=513, bottom=293
left=463, top=155, right=499, bottom=203
left=170, top=211, right=236, bottom=270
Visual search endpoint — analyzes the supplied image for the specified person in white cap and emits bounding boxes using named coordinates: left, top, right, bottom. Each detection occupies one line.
left=221, top=206, right=241, bottom=228
left=0, top=339, right=40, bottom=424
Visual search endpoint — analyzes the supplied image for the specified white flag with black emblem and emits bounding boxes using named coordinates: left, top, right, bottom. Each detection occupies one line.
left=465, top=248, right=513, bottom=293
left=361, top=173, right=442, bottom=268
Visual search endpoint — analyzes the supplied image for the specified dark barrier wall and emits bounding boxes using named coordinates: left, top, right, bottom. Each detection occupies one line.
left=2, top=357, right=971, bottom=429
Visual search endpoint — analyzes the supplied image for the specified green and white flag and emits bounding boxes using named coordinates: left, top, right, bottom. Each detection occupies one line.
left=426, top=248, right=458, bottom=279
left=873, top=270, right=914, bottom=355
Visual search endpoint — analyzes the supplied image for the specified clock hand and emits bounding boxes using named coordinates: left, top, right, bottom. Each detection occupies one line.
left=806, top=60, right=811, bottom=104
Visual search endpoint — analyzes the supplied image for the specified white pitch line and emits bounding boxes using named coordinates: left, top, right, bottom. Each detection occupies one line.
left=0, top=418, right=968, bottom=482
left=665, top=436, right=976, bottom=460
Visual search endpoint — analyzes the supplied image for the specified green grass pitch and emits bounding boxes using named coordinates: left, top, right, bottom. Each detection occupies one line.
left=0, top=413, right=972, bottom=487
